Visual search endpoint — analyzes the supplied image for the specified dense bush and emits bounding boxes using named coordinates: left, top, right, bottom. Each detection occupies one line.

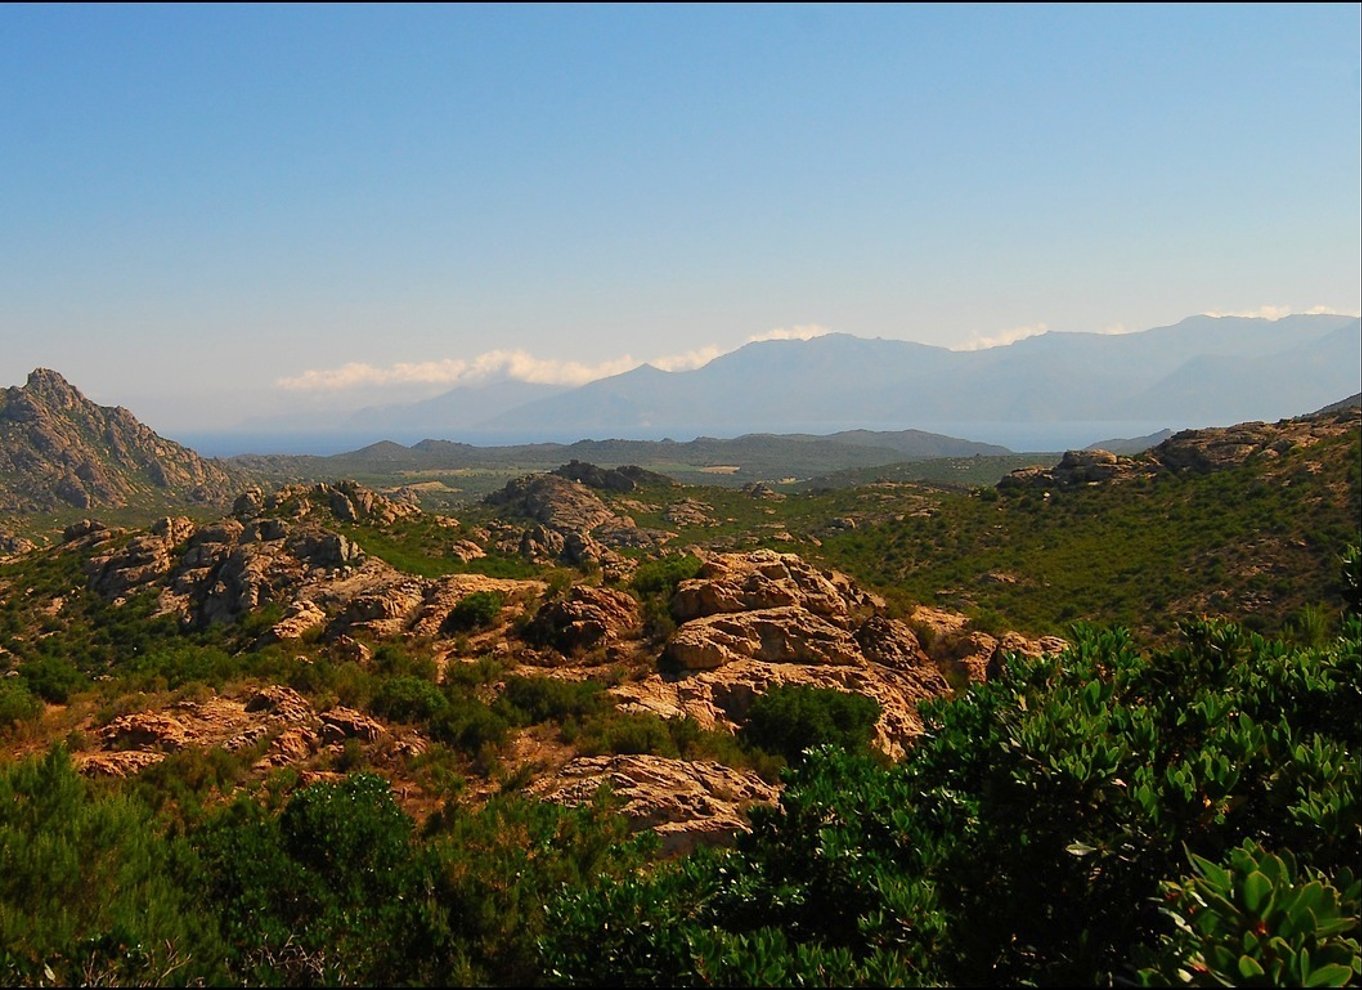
left=0, top=747, right=226, bottom=985
left=0, top=679, right=41, bottom=730
left=442, top=591, right=505, bottom=633
left=740, top=684, right=881, bottom=765
left=542, top=612, right=1362, bottom=986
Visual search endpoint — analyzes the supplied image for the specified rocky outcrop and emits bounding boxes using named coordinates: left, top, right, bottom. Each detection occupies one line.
left=671, top=550, right=880, bottom=625
left=908, top=605, right=1067, bottom=683
left=77, top=490, right=542, bottom=645
left=0, top=368, right=245, bottom=513
left=528, top=585, right=639, bottom=654
left=998, top=449, right=1133, bottom=492
left=1000, top=406, right=1362, bottom=492
left=528, top=755, right=779, bottom=855
left=0, top=531, right=36, bottom=557
left=77, top=686, right=410, bottom=779
left=666, top=606, right=864, bottom=670
left=664, top=498, right=716, bottom=527
left=550, top=461, right=673, bottom=493
left=86, top=516, right=196, bottom=596
left=486, top=472, right=673, bottom=567
left=614, top=551, right=951, bottom=758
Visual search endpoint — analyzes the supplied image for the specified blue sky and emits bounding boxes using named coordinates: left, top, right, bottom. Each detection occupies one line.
left=1, top=4, right=1358, bottom=431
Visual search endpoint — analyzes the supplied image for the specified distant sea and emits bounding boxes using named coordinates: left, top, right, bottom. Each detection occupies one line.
left=177, top=420, right=1177, bottom=459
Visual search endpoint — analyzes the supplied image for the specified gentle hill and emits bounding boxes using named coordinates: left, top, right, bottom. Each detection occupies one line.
left=0, top=368, right=245, bottom=514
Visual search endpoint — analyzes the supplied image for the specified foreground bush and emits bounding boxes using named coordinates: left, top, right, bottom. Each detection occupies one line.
left=543, top=612, right=1362, bottom=986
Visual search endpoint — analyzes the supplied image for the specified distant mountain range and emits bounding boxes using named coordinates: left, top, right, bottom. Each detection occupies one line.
left=239, top=313, right=1359, bottom=448
left=0, top=369, right=244, bottom=514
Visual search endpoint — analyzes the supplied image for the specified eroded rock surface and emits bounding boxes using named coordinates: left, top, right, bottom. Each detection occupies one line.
left=528, top=585, right=639, bottom=654
left=529, top=754, right=779, bottom=855
left=616, top=551, right=951, bottom=758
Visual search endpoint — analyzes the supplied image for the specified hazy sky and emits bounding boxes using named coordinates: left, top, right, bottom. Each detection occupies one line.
left=2, top=4, right=1358, bottom=432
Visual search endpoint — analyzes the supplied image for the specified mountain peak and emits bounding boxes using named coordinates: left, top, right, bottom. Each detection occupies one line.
left=22, top=367, right=83, bottom=407
left=0, top=368, right=245, bottom=512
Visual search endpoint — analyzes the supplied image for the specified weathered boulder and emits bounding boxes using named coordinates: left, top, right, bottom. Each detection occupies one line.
left=320, top=706, right=384, bottom=742
left=529, top=585, right=639, bottom=654
left=268, top=599, right=328, bottom=641
left=528, top=755, right=779, bottom=855
left=665, top=606, right=864, bottom=670
left=100, top=713, right=191, bottom=752
left=670, top=550, right=878, bottom=626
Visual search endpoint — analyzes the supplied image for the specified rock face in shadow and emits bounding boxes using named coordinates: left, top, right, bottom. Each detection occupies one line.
left=0, top=368, right=244, bottom=512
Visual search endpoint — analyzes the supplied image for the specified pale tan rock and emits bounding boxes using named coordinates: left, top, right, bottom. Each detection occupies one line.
left=671, top=550, right=878, bottom=626
left=529, top=754, right=779, bottom=855
left=77, top=750, right=166, bottom=777
left=320, top=706, right=384, bottom=742
left=254, top=726, right=320, bottom=769
left=269, top=600, right=327, bottom=641
left=100, top=712, right=191, bottom=752
left=665, top=606, right=864, bottom=670
left=245, top=685, right=316, bottom=725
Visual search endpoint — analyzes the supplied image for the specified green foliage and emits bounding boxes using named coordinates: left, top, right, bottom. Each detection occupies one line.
left=0, top=678, right=41, bottom=730
left=443, top=590, right=505, bottom=633
left=631, top=553, right=704, bottom=598
left=18, top=654, right=85, bottom=703
left=372, top=641, right=438, bottom=680
left=0, top=747, right=226, bottom=985
left=193, top=773, right=422, bottom=985
left=495, top=674, right=606, bottom=726
left=543, top=616, right=1362, bottom=987
left=428, top=689, right=510, bottom=754
left=1342, top=544, right=1361, bottom=615
left=741, top=684, right=881, bottom=765
left=371, top=674, right=447, bottom=723
left=1136, top=842, right=1361, bottom=987
left=632, top=553, right=702, bottom=642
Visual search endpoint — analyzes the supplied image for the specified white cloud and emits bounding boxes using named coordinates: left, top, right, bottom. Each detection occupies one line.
left=649, top=345, right=724, bottom=372
left=1199, top=304, right=1361, bottom=320
left=1200, top=304, right=1295, bottom=320
left=276, top=349, right=640, bottom=391
left=951, top=322, right=1049, bottom=352
left=1096, top=322, right=1131, bottom=335
left=746, top=324, right=833, bottom=343
left=277, top=324, right=833, bottom=392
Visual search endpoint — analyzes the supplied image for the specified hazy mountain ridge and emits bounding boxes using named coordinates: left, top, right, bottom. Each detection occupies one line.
left=469, top=314, right=1361, bottom=438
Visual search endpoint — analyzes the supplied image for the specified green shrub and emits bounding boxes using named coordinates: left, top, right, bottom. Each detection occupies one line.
left=496, top=675, right=606, bottom=726
left=371, top=675, right=447, bottom=724
left=443, top=591, right=504, bottom=633
left=1135, top=842, right=1361, bottom=987
left=18, top=655, right=85, bottom=703
left=429, top=690, right=509, bottom=754
left=0, top=747, right=226, bottom=985
left=740, top=684, right=881, bottom=765
left=542, top=614, right=1362, bottom=987
left=0, top=679, right=41, bottom=730
left=372, top=642, right=436, bottom=681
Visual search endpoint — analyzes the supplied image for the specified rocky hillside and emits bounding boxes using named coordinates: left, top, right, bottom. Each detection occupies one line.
left=0, top=368, right=244, bottom=513
left=999, top=402, right=1362, bottom=492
